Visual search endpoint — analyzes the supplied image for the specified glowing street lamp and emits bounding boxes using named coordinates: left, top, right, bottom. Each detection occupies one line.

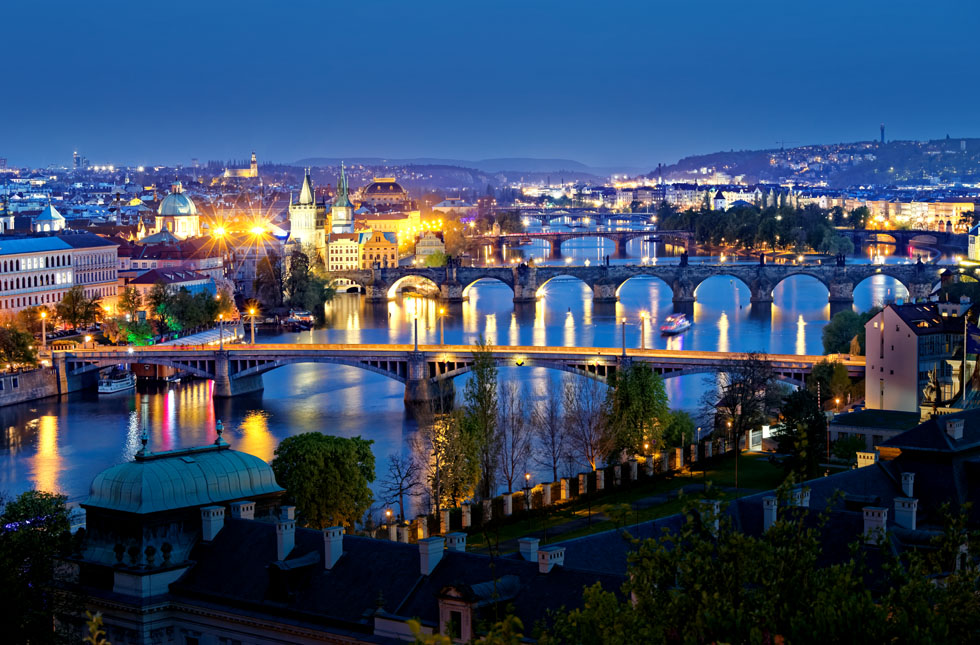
left=218, top=313, right=224, bottom=350
left=438, top=307, right=447, bottom=345
left=249, top=307, right=256, bottom=345
left=640, top=311, right=648, bottom=349
left=40, top=310, right=47, bottom=348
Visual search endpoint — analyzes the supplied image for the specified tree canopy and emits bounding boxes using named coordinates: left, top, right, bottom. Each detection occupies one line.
left=271, top=433, right=375, bottom=530
left=605, top=362, right=670, bottom=458
left=55, top=285, right=101, bottom=329
left=0, top=325, right=38, bottom=367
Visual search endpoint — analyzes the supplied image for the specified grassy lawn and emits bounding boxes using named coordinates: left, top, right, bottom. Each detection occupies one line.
left=467, top=451, right=787, bottom=553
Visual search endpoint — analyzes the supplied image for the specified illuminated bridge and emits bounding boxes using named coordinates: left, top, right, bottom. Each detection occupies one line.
left=466, top=229, right=693, bottom=260
left=54, top=344, right=864, bottom=409
left=327, top=261, right=943, bottom=308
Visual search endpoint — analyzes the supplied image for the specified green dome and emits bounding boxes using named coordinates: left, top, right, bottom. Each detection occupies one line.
left=158, top=181, right=199, bottom=217
left=85, top=444, right=283, bottom=514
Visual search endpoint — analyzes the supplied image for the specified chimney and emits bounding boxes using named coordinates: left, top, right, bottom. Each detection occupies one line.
left=945, top=418, right=964, bottom=441
left=699, top=499, right=720, bottom=536
left=762, top=496, right=778, bottom=532
left=445, top=532, right=467, bottom=553
left=856, top=451, right=878, bottom=468
left=863, top=506, right=888, bottom=544
left=200, top=505, right=225, bottom=542
left=323, top=526, right=344, bottom=569
left=790, top=487, right=810, bottom=508
left=894, top=498, right=918, bottom=531
left=518, top=537, right=539, bottom=562
left=901, top=472, right=915, bottom=498
left=276, top=506, right=296, bottom=561
left=229, top=500, right=254, bottom=520
left=537, top=546, right=565, bottom=573
left=419, top=536, right=445, bottom=576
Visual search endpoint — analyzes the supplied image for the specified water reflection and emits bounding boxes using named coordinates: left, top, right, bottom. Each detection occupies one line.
left=32, top=416, right=60, bottom=494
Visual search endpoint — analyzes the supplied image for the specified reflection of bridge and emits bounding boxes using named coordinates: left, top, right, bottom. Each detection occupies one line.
left=55, top=344, right=864, bottom=408
left=467, top=229, right=692, bottom=261
left=328, top=261, right=941, bottom=307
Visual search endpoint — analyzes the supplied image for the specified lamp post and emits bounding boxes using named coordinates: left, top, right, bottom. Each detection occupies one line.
left=621, top=317, right=627, bottom=357
left=640, top=312, right=648, bottom=350
left=40, top=310, right=47, bottom=349
left=248, top=308, right=256, bottom=345
left=438, top=307, right=446, bottom=345
left=218, top=313, right=224, bottom=350
left=413, top=315, right=419, bottom=351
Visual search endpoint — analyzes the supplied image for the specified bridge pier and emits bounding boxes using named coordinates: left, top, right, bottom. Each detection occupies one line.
left=592, top=280, right=619, bottom=303
left=613, top=236, right=629, bottom=259
left=671, top=279, right=696, bottom=305
left=439, top=280, right=464, bottom=303
left=489, top=240, right=505, bottom=265
left=213, top=352, right=264, bottom=398
left=549, top=240, right=563, bottom=261
left=749, top=282, right=774, bottom=305
left=405, top=352, right=456, bottom=414
left=364, top=284, right=389, bottom=304
left=909, top=281, right=933, bottom=303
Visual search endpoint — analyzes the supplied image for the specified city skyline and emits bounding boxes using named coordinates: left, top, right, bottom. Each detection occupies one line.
left=4, top=0, right=979, bottom=169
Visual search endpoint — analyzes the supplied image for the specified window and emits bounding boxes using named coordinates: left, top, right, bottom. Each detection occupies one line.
left=12, top=377, right=19, bottom=389
left=448, top=611, right=462, bottom=639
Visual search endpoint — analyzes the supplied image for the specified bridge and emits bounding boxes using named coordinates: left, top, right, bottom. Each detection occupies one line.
left=327, top=260, right=943, bottom=308
left=54, top=344, right=864, bottom=409
left=842, top=228, right=967, bottom=250
left=467, top=229, right=692, bottom=261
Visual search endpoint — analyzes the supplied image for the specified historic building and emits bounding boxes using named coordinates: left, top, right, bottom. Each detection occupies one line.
left=330, top=163, right=355, bottom=234
left=360, top=230, right=398, bottom=269
left=57, top=425, right=621, bottom=644
left=32, top=202, right=66, bottom=232
left=147, top=182, right=201, bottom=240
left=360, top=176, right=408, bottom=209
left=326, top=232, right=361, bottom=271
left=288, top=168, right=327, bottom=253
left=222, top=151, right=259, bottom=179
left=415, top=230, right=445, bottom=260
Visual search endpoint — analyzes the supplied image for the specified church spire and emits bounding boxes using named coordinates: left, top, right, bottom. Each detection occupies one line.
left=298, top=167, right=314, bottom=205
left=333, top=162, right=352, bottom=208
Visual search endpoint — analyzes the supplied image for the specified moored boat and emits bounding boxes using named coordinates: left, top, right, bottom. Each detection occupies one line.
left=98, top=370, right=136, bottom=394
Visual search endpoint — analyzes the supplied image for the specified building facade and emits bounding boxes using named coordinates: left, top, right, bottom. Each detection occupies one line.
left=149, top=182, right=201, bottom=240
left=360, top=231, right=398, bottom=269
left=331, top=163, right=354, bottom=234
left=288, top=169, right=327, bottom=253
left=326, top=233, right=361, bottom=271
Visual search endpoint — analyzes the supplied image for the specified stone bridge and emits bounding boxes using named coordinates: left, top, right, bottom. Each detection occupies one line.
left=467, top=229, right=692, bottom=261
left=55, top=344, right=864, bottom=410
left=842, top=228, right=966, bottom=249
left=328, top=260, right=942, bottom=307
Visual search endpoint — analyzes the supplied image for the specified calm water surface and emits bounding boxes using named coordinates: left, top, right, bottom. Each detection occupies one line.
left=0, top=239, right=939, bottom=505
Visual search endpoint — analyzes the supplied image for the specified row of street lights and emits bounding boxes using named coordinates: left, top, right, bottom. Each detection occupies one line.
left=619, top=312, right=650, bottom=355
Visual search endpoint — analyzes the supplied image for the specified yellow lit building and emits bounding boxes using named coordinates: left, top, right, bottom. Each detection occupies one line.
left=359, top=231, right=398, bottom=269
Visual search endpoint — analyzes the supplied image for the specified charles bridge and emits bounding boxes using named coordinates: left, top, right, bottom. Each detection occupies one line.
left=54, top=344, right=864, bottom=409
left=467, top=229, right=691, bottom=260
left=327, top=259, right=943, bottom=308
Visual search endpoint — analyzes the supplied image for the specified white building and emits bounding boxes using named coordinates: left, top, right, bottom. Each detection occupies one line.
left=32, top=203, right=66, bottom=232
left=415, top=231, right=445, bottom=259
left=326, top=233, right=360, bottom=272
left=288, top=169, right=327, bottom=253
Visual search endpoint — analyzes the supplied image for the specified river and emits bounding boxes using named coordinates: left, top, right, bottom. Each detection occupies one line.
left=0, top=237, right=942, bottom=507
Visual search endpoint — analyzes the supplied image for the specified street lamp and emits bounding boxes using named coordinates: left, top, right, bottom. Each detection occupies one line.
left=621, top=317, right=627, bottom=357
left=640, top=311, right=648, bottom=350
left=413, top=314, right=419, bottom=351
left=248, top=307, right=256, bottom=345
left=438, top=307, right=447, bottom=345
left=218, top=313, right=224, bottom=350
left=40, top=310, right=47, bottom=349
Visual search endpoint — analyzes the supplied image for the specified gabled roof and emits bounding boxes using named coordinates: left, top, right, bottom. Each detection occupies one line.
left=128, top=268, right=210, bottom=285
left=34, top=203, right=65, bottom=221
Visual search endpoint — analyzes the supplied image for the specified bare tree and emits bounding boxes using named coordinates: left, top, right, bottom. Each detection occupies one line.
left=700, top=352, right=777, bottom=449
left=532, top=377, right=567, bottom=482
left=379, top=452, right=421, bottom=522
left=411, top=403, right=479, bottom=519
left=497, top=382, right=533, bottom=493
left=563, top=376, right=612, bottom=471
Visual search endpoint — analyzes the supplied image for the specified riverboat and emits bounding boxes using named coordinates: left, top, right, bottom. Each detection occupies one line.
left=98, top=370, right=136, bottom=394
left=659, top=313, right=692, bottom=336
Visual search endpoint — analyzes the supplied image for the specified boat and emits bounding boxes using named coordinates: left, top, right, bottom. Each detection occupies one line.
left=285, top=309, right=315, bottom=331
left=659, top=313, right=692, bottom=336
left=98, top=370, right=136, bottom=394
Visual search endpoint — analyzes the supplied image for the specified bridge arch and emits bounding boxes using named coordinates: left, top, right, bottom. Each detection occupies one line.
left=770, top=273, right=831, bottom=303
left=535, top=274, right=595, bottom=299
left=909, top=233, right=939, bottom=246
left=68, top=356, right=216, bottom=380
left=852, top=272, right=911, bottom=310
left=386, top=274, right=441, bottom=299
left=692, top=273, right=753, bottom=299
left=462, top=277, right=514, bottom=299
left=614, top=274, right=673, bottom=299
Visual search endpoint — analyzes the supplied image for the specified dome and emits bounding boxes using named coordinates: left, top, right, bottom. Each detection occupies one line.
left=158, top=181, right=199, bottom=217
left=35, top=203, right=65, bottom=221
left=85, top=444, right=283, bottom=514
left=363, top=178, right=407, bottom=197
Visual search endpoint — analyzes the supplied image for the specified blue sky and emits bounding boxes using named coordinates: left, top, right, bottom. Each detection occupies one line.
left=3, top=0, right=978, bottom=169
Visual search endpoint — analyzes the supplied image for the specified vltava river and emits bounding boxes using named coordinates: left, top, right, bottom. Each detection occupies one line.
left=0, top=238, right=934, bottom=505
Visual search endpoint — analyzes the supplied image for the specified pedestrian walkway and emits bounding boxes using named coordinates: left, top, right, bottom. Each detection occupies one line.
left=159, top=322, right=244, bottom=347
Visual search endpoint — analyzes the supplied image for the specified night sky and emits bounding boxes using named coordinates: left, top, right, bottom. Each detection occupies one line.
left=3, top=0, right=977, bottom=169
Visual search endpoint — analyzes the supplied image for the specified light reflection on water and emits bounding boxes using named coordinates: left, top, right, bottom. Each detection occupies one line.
left=0, top=241, right=940, bottom=503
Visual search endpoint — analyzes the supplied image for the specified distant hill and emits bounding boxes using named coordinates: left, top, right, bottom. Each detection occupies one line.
left=293, top=156, right=635, bottom=175
left=653, top=137, right=980, bottom=187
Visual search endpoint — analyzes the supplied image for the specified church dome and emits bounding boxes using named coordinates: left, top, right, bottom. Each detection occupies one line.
left=35, top=203, right=65, bottom=222
left=158, top=181, right=199, bottom=217
left=85, top=443, right=283, bottom=514
left=363, top=178, right=407, bottom=197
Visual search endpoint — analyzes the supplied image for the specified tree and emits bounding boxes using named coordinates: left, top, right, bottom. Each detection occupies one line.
left=809, top=359, right=853, bottom=402
left=15, top=305, right=54, bottom=335
left=532, top=379, right=568, bottom=482
left=411, top=407, right=479, bottom=517
left=55, top=285, right=100, bottom=329
left=118, top=286, right=143, bottom=320
left=497, top=382, right=532, bottom=493
left=0, top=490, right=73, bottom=644
left=271, top=433, right=375, bottom=530
left=851, top=205, right=872, bottom=229
left=822, top=307, right=881, bottom=354
left=604, top=362, right=670, bottom=459
left=774, top=389, right=826, bottom=480
left=0, top=325, right=38, bottom=367
left=146, top=282, right=170, bottom=321
left=424, top=250, right=448, bottom=267
left=662, top=409, right=697, bottom=448
left=544, top=499, right=980, bottom=644
left=379, top=453, right=421, bottom=522
left=254, top=251, right=286, bottom=308
left=463, top=339, right=500, bottom=499
left=564, top=376, right=612, bottom=471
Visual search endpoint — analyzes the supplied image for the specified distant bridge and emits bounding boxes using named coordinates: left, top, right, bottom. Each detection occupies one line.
left=842, top=229, right=967, bottom=250
left=466, top=229, right=692, bottom=260
left=54, top=344, right=864, bottom=408
left=327, top=261, right=943, bottom=307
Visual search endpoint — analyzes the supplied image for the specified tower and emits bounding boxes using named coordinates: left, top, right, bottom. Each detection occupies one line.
left=249, top=151, right=258, bottom=178
left=289, top=168, right=326, bottom=252
left=331, top=162, right=354, bottom=234
left=880, top=123, right=885, bottom=145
